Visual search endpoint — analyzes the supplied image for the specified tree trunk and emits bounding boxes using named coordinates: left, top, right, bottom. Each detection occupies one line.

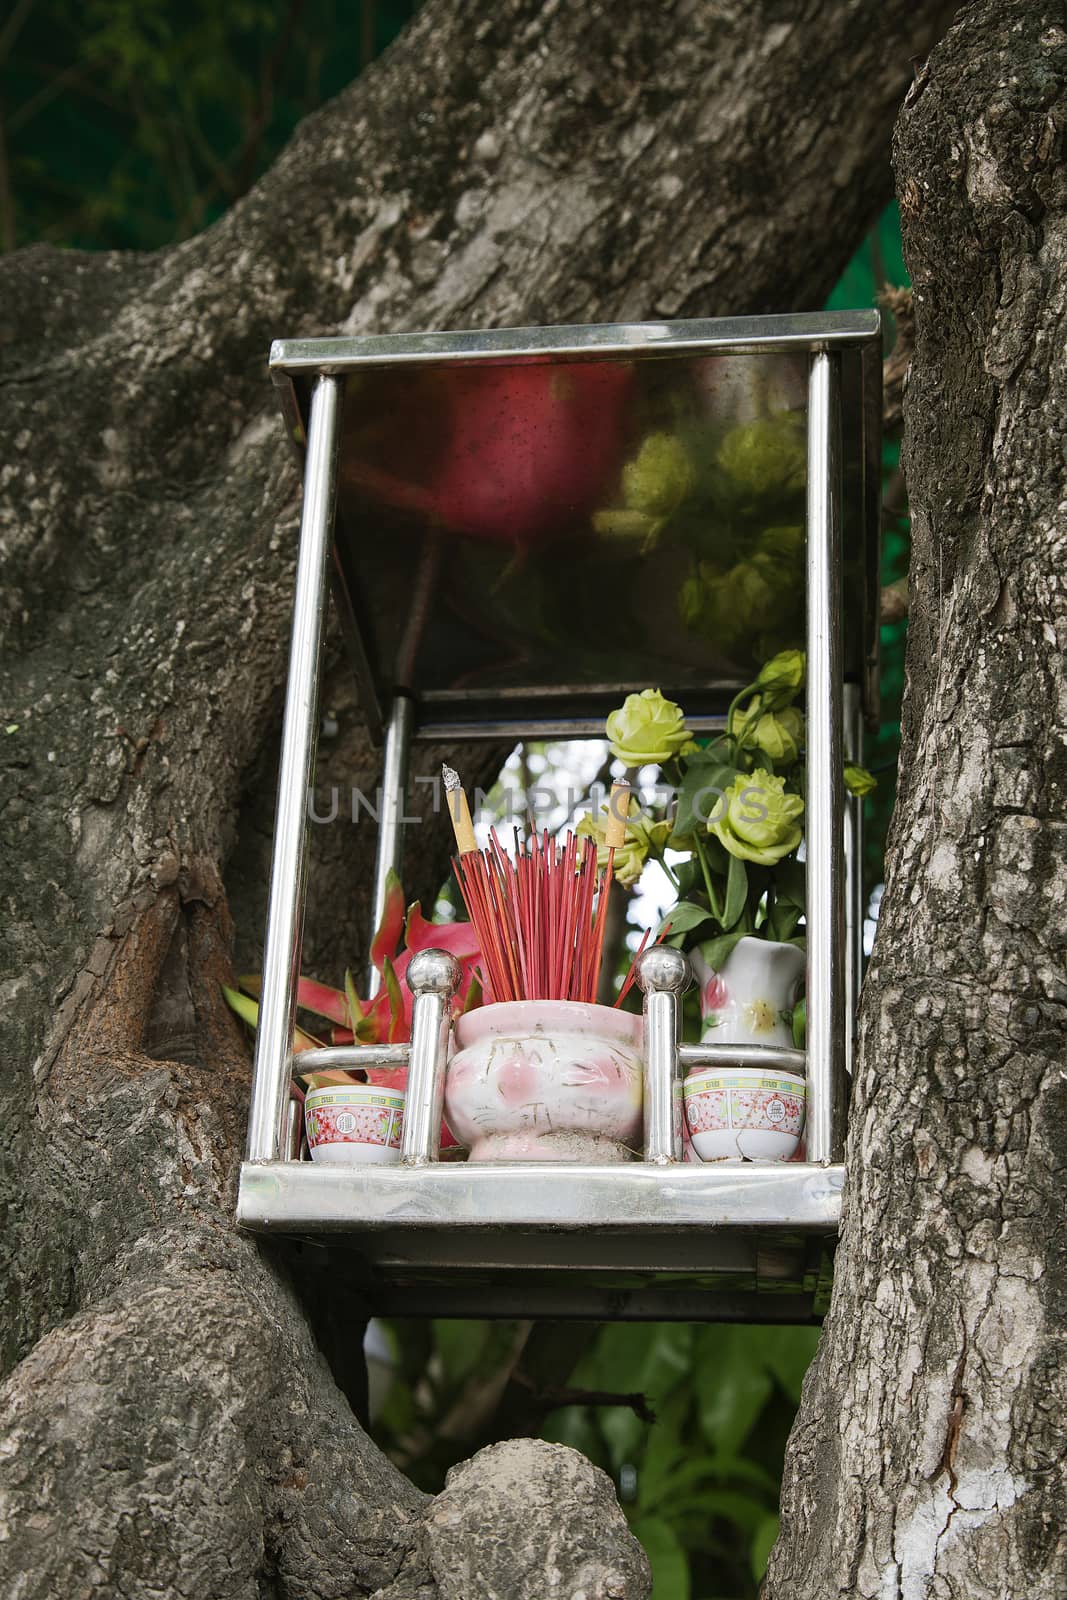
left=769, top=5, right=1066, bottom=1596
left=0, top=2, right=956, bottom=1595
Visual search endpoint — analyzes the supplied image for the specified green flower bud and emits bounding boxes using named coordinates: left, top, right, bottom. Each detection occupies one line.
left=622, top=433, right=695, bottom=518
left=717, top=417, right=806, bottom=500
left=758, top=524, right=804, bottom=561
left=754, top=649, right=805, bottom=708
left=752, top=705, right=804, bottom=765
left=844, top=764, right=877, bottom=796
left=605, top=689, right=692, bottom=767
left=709, top=769, right=804, bottom=866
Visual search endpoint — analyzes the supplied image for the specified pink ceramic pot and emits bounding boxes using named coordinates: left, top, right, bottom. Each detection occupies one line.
left=445, top=1000, right=644, bottom=1162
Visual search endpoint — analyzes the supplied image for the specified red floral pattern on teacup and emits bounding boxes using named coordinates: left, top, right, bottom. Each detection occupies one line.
left=685, top=1089, right=727, bottom=1133
left=306, top=1102, right=403, bottom=1150
left=684, top=1081, right=804, bottom=1138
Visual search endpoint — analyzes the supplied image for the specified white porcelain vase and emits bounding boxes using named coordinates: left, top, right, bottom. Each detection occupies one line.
left=690, top=935, right=805, bottom=1050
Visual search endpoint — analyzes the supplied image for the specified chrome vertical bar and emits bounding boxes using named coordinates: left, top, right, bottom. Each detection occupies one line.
left=806, top=352, right=846, bottom=1164
left=843, top=684, right=865, bottom=1081
left=400, top=950, right=460, bottom=1166
left=637, top=948, right=690, bottom=1164
left=247, top=375, right=341, bottom=1162
left=367, top=693, right=415, bottom=996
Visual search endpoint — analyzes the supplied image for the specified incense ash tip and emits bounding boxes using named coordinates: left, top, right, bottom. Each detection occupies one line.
left=442, top=763, right=462, bottom=791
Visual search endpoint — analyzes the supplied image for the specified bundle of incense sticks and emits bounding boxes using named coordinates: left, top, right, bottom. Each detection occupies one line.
left=443, top=766, right=627, bottom=1004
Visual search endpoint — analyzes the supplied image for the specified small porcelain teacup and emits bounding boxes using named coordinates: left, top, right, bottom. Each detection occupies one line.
left=305, top=1084, right=404, bottom=1165
left=683, top=1066, right=805, bottom=1162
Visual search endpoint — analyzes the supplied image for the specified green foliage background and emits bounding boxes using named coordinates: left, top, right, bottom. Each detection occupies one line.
left=5, top=7, right=909, bottom=1595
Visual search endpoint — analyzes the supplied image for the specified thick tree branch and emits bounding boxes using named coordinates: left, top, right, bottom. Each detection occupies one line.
left=0, top=2, right=957, bottom=1594
left=769, top=6, right=1067, bottom=1595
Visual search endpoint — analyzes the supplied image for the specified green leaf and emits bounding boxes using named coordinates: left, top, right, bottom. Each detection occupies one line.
left=634, top=1389, right=690, bottom=1516
left=844, top=763, right=877, bottom=796
left=576, top=1324, right=692, bottom=1471
left=767, top=899, right=802, bottom=944
left=693, top=1325, right=774, bottom=1456
left=630, top=1516, right=690, bottom=1600
left=751, top=1513, right=780, bottom=1581
left=722, top=852, right=748, bottom=930
left=431, top=1319, right=485, bottom=1386
left=344, top=968, right=366, bottom=1029
left=773, top=856, right=806, bottom=908
left=703, top=831, right=731, bottom=874
left=791, top=997, right=806, bottom=1050
left=380, top=955, right=405, bottom=1043
left=672, top=858, right=703, bottom=898
left=657, top=901, right=714, bottom=939
left=760, top=1326, right=820, bottom=1404
left=461, top=969, right=483, bottom=1014
left=695, top=931, right=747, bottom=974
left=539, top=1405, right=610, bottom=1470
left=222, top=984, right=258, bottom=1029
left=670, top=761, right=738, bottom=842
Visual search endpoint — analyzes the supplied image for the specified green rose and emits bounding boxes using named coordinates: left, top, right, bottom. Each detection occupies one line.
left=754, top=649, right=805, bottom=707
left=710, top=769, right=804, bottom=866
left=752, top=705, right=804, bottom=765
left=576, top=807, right=671, bottom=888
left=605, top=689, right=691, bottom=766
left=844, top=764, right=877, bottom=796
left=717, top=417, right=806, bottom=500
left=758, top=524, right=804, bottom=561
left=623, top=433, right=695, bottom=518
left=679, top=557, right=801, bottom=659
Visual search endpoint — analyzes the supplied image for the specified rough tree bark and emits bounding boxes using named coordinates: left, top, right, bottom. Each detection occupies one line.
left=0, top=2, right=956, bottom=1596
left=769, top=5, right=1066, bottom=1596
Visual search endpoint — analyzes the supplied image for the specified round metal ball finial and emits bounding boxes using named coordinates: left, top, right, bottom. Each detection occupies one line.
left=635, top=946, right=691, bottom=995
left=407, top=948, right=462, bottom=996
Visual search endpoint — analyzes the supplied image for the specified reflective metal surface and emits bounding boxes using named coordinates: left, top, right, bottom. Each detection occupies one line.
left=247, top=375, right=341, bottom=1162
left=367, top=693, right=414, bottom=995
left=678, top=1043, right=807, bottom=1073
left=297, top=1044, right=410, bottom=1071
left=238, top=1158, right=844, bottom=1234
left=638, top=948, right=690, bottom=1163
left=270, top=313, right=882, bottom=733
left=400, top=951, right=460, bottom=1165
left=269, top=312, right=880, bottom=372
left=805, top=353, right=846, bottom=1165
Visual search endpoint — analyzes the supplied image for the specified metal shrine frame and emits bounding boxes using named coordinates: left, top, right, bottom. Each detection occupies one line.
left=237, top=313, right=882, bottom=1322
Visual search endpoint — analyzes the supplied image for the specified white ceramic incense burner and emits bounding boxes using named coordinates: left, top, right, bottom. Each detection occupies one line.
left=444, top=1000, right=644, bottom=1161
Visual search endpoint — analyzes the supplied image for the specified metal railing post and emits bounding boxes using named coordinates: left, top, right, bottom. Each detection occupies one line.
left=400, top=950, right=460, bottom=1166
left=637, top=948, right=691, bottom=1163
left=247, top=375, right=341, bottom=1162
left=806, top=351, right=846, bottom=1164
left=367, top=693, right=415, bottom=996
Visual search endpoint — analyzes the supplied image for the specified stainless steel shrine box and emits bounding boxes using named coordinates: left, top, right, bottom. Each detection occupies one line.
left=237, top=313, right=883, bottom=1322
